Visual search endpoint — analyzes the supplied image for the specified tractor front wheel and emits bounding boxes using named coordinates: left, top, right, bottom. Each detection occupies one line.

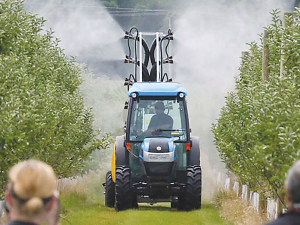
left=115, top=166, right=133, bottom=211
left=105, top=171, right=115, bottom=208
left=184, top=165, right=202, bottom=210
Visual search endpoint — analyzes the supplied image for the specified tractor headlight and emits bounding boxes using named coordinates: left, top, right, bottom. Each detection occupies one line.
left=179, top=92, right=184, bottom=98
left=132, top=92, right=137, bottom=98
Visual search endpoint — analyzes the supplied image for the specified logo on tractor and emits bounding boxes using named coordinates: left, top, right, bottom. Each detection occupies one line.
left=156, top=146, right=162, bottom=151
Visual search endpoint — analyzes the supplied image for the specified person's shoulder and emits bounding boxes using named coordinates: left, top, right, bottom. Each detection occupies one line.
left=164, top=114, right=173, bottom=120
left=3, top=221, right=38, bottom=225
left=150, top=114, right=158, bottom=120
left=265, top=212, right=300, bottom=225
left=265, top=216, right=285, bottom=225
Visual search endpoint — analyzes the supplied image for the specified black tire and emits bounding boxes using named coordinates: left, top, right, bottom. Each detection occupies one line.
left=188, top=136, right=200, bottom=166
left=115, top=136, right=128, bottom=166
left=184, top=165, right=202, bottom=210
left=115, top=166, right=133, bottom=211
left=105, top=171, right=115, bottom=208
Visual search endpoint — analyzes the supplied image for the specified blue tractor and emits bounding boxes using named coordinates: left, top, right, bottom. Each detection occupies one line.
left=104, top=28, right=201, bottom=211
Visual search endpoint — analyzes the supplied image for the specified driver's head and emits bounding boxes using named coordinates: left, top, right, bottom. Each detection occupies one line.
left=155, top=102, right=165, bottom=115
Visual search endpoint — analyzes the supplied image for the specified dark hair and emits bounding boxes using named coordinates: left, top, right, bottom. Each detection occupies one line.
left=4, top=200, right=10, bottom=213
left=286, top=161, right=300, bottom=203
left=155, top=102, right=165, bottom=110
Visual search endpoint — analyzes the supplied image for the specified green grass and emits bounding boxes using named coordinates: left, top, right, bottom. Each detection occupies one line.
left=60, top=193, right=232, bottom=225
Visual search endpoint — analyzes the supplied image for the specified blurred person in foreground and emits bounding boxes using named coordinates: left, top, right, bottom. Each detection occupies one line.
left=266, top=160, right=300, bottom=225
left=4, top=159, right=60, bottom=225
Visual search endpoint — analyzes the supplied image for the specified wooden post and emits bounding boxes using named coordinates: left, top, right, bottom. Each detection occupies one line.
left=260, top=193, right=267, bottom=215
left=262, top=30, right=269, bottom=82
left=280, top=13, right=293, bottom=77
left=247, top=184, right=251, bottom=203
left=277, top=193, right=286, bottom=217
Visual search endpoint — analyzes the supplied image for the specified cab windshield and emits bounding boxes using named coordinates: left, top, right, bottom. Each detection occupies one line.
left=129, top=97, right=187, bottom=142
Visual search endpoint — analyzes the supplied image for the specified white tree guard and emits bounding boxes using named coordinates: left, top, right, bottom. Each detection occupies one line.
left=242, top=184, right=247, bottom=201
left=0, top=200, right=4, bottom=221
left=225, top=178, right=230, bottom=190
left=267, top=198, right=278, bottom=220
left=250, top=191, right=253, bottom=201
left=250, top=192, right=260, bottom=212
left=233, top=181, right=239, bottom=196
left=255, top=193, right=260, bottom=212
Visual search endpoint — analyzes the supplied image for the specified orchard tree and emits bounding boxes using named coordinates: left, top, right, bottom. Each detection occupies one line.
left=0, top=0, right=109, bottom=193
left=212, top=10, right=300, bottom=205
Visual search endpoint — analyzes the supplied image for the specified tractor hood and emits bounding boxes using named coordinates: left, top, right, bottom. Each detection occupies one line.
left=139, top=137, right=176, bottom=163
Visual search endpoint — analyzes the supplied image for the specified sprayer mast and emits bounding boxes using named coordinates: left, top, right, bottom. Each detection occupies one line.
left=124, top=27, right=173, bottom=88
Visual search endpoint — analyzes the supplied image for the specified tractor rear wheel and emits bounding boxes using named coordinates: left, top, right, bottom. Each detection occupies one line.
left=184, top=165, right=202, bottom=210
left=115, top=166, right=133, bottom=211
left=105, top=171, right=115, bottom=208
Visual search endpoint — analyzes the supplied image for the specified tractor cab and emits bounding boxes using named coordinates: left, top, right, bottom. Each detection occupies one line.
left=125, top=82, right=191, bottom=179
left=127, top=82, right=189, bottom=142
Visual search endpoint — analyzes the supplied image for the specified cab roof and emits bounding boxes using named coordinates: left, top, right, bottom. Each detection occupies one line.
left=128, top=82, right=187, bottom=97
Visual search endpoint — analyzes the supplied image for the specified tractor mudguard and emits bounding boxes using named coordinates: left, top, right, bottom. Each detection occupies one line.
left=188, top=136, right=200, bottom=166
left=111, top=136, right=128, bottom=182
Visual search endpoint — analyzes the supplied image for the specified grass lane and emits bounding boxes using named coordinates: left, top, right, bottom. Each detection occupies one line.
left=60, top=193, right=232, bottom=225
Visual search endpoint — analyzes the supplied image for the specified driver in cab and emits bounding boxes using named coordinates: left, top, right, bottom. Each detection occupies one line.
left=146, top=102, right=173, bottom=136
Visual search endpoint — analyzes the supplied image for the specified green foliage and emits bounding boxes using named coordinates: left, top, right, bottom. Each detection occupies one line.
left=0, top=0, right=109, bottom=193
left=212, top=9, right=300, bottom=202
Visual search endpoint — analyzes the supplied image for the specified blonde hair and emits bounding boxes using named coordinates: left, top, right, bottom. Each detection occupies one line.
left=9, top=159, right=57, bottom=215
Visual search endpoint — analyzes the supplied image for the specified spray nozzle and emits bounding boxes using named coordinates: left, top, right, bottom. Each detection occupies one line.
left=124, top=31, right=135, bottom=40
left=165, top=32, right=173, bottom=40
left=124, top=55, right=135, bottom=64
left=163, top=56, right=173, bottom=64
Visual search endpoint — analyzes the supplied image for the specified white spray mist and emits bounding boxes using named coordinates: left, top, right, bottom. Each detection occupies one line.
left=24, top=0, right=297, bottom=200
left=173, top=0, right=296, bottom=199
left=24, top=0, right=127, bottom=174
left=24, top=0, right=125, bottom=63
